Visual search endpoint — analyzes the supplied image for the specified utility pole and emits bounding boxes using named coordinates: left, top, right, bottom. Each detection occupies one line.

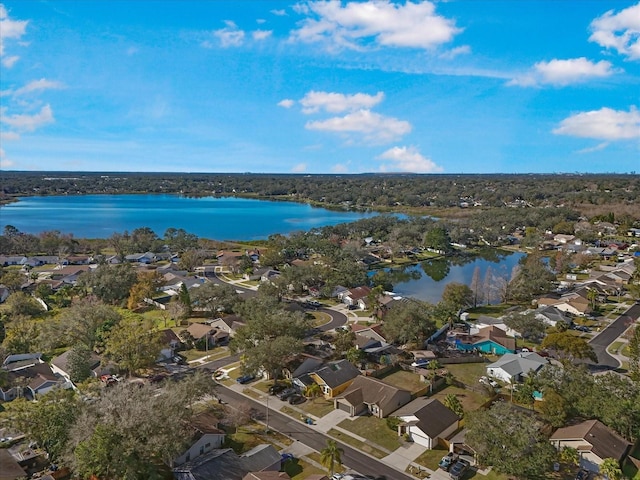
left=265, top=394, right=270, bottom=433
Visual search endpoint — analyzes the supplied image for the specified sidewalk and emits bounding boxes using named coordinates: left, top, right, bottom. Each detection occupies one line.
left=234, top=382, right=429, bottom=478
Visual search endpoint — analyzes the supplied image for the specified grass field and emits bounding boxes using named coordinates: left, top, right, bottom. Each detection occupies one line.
left=336, top=415, right=401, bottom=452
left=327, top=428, right=388, bottom=459
left=377, top=368, right=427, bottom=394
left=444, top=361, right=490, bottom=387
left=430, top=385, right=487, bottom=412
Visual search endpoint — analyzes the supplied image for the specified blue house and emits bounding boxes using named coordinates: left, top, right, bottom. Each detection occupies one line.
left=454, top=325, right=516, bottom=355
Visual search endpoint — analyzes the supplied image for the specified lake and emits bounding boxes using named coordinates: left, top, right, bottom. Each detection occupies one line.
left=386, top=249, right=525, bottom=304
left=0, top=194, right=378, bottom=240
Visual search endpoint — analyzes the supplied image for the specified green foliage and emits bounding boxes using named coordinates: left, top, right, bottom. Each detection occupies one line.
left=190, top=282, right=240, bottom=315
left=382, top=299, right=435, bottom=347
left=508, top=253, right=556, bottom=302
left=539, top=389, right=568, bottom=427
left=1, top=389, right=79, bottom=461
left=443, top=393, right=464, bottom=418
left=600, top=458, right=624, bottom=480
left=5, top=292, right=45, bottom=317
left=503, top=311, right=546, bottom=343
left=466, top=402, right=556, bottom=478
left=541, top=332, right=597, bottom=363
left=104, top=314, right=164, bottom=373
left=558, top=446, right=579, bottom=467
left=628, top=325, right=640, bottom=382
left=386, top=416, right=401, bottom=431
left=67, top=344, right=93, bottom=384
left=79, top=263, right=137, bottom=305
left=320, top=439, right=344, bottom=476
left=2, top=314, right=39, bottom=354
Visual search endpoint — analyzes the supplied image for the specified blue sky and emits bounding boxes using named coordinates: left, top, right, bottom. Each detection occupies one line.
left=0, top=1, right=638, bottom=174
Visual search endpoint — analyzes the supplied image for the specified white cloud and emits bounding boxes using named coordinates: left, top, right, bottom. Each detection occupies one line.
left=0, top=4, right=28, bottom=57
left=256, top=19, right=266, bottom=24
left=0, top=147, right=13, bottom=168
left=589, top=2, right=640, bottom=60
left=278, top=99, right=295, bottom=108
left=0, top=131, right=20, bottom=141
left=290, top=0, right=461, bottom=51
left=331, top=163, right=349, bottom=173
left=213, top=21, right=245, bottom=47
left=252, top=30, right=272, bottom=41
left=300, top=90, right=384, bottom=114
left=576, top=142, right=609, bottom=154
left=2, top=54, right=18, bottom=67
left=291, top=163, right=307, bottom=172
left=0, top=104, right=54, bottom=132
left=306, top=109, right=411, bottom=144
left=553, top=106, right=640, bottom=140
left=271, top=9, right=287, bottom=16
left=377, top=146, right=443, bottom=173
left=509, top=58, right=616, bottom=86
left=439, top=45, right=471, bottom=60
left=126, top=46, right=138, bottom=56
left=12, top=78, right=64, bottom=96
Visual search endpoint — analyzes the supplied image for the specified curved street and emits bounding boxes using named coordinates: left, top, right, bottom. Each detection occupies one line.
left=588, top=302, right=640, bottom=370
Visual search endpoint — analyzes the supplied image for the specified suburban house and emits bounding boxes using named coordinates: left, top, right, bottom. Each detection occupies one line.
left=285, top=355, right=325, bottom=386
left=3, top=363, right=68, bottom=401
left=453, top=325, right=516, bottom=355
left=334, top=375, right=411, bottom=418
left=307, top=359, right=361, bottom=399
left=550, top=420, right=632, bottom=473
left=207, top=316, right=242, bottom=338
left=50, top=265, right=93, bottom=285
left=351, top=324, right=394, bottom=358
left=173, top=412, right=226, bottom=466
left=486, top=352, right=549, bottom=384
left=125, top=252, right=158, bottom=264
left=185, top=323, right=228, bottom=347
left=173, top=444, right=281, bottom=480
left=159, top=329, right=183, bottom=361
left=537, top=292, right=590, bottom=316
left=50, top=349, right=102, bottom=386
left=535, top=306, right=573, bottom=328
left=260, top=269, right=281, bottom=283
left=340, top=286, right=371, bottom=307
left=392, top=397, right=460, bottom=449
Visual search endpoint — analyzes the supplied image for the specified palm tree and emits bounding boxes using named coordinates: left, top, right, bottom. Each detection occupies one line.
left=320, top=439, right=343, bottom=477
left=304, top=383, right=322, bottom=399
left=599, top=458, right=623, bottom=480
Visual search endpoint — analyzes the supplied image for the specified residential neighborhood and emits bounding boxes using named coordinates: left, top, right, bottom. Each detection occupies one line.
left=1, top=207, right=640, bottom=480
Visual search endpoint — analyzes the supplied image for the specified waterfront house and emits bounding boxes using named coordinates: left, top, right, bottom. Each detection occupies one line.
left=454, top=325, right=516, bottom=355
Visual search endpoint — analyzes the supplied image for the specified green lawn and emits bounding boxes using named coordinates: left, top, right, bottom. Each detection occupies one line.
left=298, top=397, right=336, bottom=418
left=336, top=415, right=401, bottom=451
left=413, top=445, right=448, bottom=470
left=430, top=385, right=487, bottom=413
left=310, top=311, right=333, bottom=327
left=283, top=458, right=329, bottom=480
left=327, top=428, right=388, bottom=459
left=608, top=341, right=624, bottom=354
left=377, top=368, right=427, bottom=394
left=444, top=361, right=490, bottom=387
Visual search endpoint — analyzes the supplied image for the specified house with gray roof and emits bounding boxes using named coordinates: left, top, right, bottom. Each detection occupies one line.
left=334, top=375, right=411, bottom=418
left=486, top=351, right=549, bottom=384
left=392, top=397, right=459, bottom=449
left=172, top=444, right=280, bottom=480
left=307, top=359, right=361, bottom=399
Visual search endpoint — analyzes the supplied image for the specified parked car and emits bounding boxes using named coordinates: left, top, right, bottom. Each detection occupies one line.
left=449, top=459, right=470, bottom=480
left=575, top=468, right=591, bottom=480
left=411, top=358, right=430, bottom=368
left=288, top=394, right=306, bottom=405
left=438, top=452, right=457, bottom=471
left=269, top=384, right=287, bottom=395
left=236, top=373, right=256, bottom=384
left=276, top=387, right=298, bottom=400
left=280, top=453, right=295, bottom=464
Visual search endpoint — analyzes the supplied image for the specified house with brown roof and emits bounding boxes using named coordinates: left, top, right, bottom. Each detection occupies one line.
left=341, top=286, right=371, bottom=307
left=392, top=397, right=460, bottom=449
left=454, top=325, right=516, bottom=355
left=334, top=375, right=411, bottom=418
left=550, top=420, right=632, bottom=473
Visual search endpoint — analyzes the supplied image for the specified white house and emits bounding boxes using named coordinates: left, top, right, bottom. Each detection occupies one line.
left=486, top=352, right=548, bottom=384
left=173, top=412, right=226, bottom=466
left=392, top=397, right=459, bottom=449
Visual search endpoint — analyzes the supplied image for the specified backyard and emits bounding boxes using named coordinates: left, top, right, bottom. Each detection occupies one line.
left=377, top=367, right=429, bottom=394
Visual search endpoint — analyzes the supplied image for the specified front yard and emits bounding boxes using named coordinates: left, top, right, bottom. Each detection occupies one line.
left=336, top=415, right=402, bottom=452
left=327, top=428, right=388, bottom=459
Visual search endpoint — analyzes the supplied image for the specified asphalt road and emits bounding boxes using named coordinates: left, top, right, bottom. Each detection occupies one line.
left=215, top=385, right=412, bottom=480
left=588, top=302, right=640, bottom=370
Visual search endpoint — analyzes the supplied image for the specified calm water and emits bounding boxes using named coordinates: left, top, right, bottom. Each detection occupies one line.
left=389, top=250, right=525, bottom=304
left=0, top=194, right=378, bottom=240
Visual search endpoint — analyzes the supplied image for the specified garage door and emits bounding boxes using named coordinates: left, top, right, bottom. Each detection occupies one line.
left=337, top=401, right=352, bottom=414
